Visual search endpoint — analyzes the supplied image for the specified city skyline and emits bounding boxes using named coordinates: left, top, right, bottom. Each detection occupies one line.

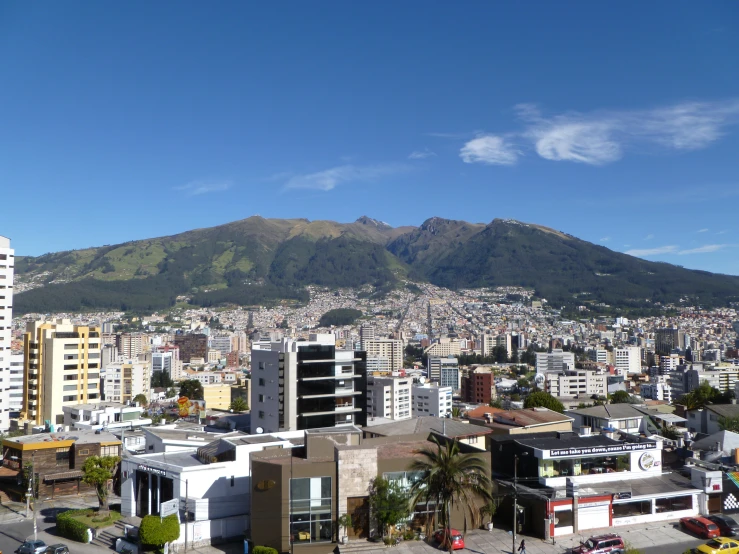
left=2, top=2, right=739, bottom=275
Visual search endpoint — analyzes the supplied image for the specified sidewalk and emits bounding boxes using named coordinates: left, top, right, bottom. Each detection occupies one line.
left=340, top=519, right=692, bottom=554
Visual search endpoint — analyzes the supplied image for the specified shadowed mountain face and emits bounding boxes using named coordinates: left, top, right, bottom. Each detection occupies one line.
left=13, top=216, right=739, bottom=313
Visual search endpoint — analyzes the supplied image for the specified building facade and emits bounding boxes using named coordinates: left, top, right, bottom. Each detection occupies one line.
left=366, top=376, right=411, bottom=421
left=536, top=349, right=576, bottom=374
left=411, top=383, right=452, bottom=418
left=174, top=334, right=208, bottom=363
left=461, top=367, right=496, bottom=404
left=103, top=360, right=150, bottom=404
left=363, top=339, right=403, bottom=372
left=544, top=370, right=606, bottom=398
left=22, top=319, right=102, bottom=426
left=0, top=236, right=13, bottom=430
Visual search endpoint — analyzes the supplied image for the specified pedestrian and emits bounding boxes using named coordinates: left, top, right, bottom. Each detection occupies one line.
left=518, top=539, right=526, bottom=554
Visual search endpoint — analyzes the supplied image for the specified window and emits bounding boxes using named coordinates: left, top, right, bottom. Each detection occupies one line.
left=258, top=361, right=265, bottom=370
left=258, top=394, right=265, bottom=402
left=258, top=378, right=265, bottom=386
left=655, top=495, right=693, bottom=513
left=78, top=449, right=90, bottom=456
left=613, top=500, right=652, bottom=518
left=290, top=477, right=332, bottom=543
left=56, top=447, right=70, bottom=467
left=101, top=445, right=119, bottom=457
left=258, top=410, right=265, bottom=419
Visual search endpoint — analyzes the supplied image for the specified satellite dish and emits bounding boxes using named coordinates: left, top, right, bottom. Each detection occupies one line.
left=255, top=426, right=264, bottom=434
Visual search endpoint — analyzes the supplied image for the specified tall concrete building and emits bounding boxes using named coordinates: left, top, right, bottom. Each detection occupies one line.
left=535, top=349, right=575, bottom=374
left=250, top=334, right=367, bottom=433
left=116, top=333, right=144, bottom=359
left=364, top=339, right=403, bottom=372
left=359, top=324, right=375, bottom=350
left=461, top=367, right=496, bottom=404
left=614, top=347, right=642, bottom=375
left=22, top=319, right=102, bottom=426
left=480, top=334, right=494, bottom=357
left=103, top=360, right=150, bottom=404
left=655, top=327, right=686, bottom=354
left=412, top=383, right=453, bottom=418
left=0, top=237, right=13, bottom=430
left=366, top=376, right=412, bottom=420
left=544, top=370, right=606, bottom=398
left=427, top=356, right=460, bottom=390
left=173, top=333, right=207, bottom=363
left=8, top=353, right=24, bottom=416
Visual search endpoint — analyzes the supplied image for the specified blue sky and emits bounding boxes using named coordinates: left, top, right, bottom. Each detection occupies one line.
left=2, top=2, right=739, bottom=274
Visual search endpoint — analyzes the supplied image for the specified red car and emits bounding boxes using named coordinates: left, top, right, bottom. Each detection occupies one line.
left=433, top=529, right=465, bottom=550
left=680, top=517, right=720, bottom=539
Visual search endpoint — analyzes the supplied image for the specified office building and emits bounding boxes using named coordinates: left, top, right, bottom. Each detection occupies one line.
left=359, top=324, right=375, bottom=350
left=363, top=339, right=403, bottom=372
left=544, top=370, right=606, bottom=398
left=411, top=383, right=452, bottom=418
left=174, top=333, right=207, bottom=363
left=103, top=360, right=150, bottom=404
left=116, top=333, right=144, bottom=359
left=588, top=348, right=610, bottom=364
left=21, top=319, right=102, bottom=426
left=0, top=236, right=13, bottom=430
left=250, top=334, right=367, bottom=433
left=366, top=376, right=412, bottom=420
left=480, top=334, right=494, bottom=357
left=614, top=347, right=642, bottom=375
left=423, top=337, right=461, bottom=358
left=536, top=349, right=575, bottom=374
left=427, top=356, right=460, bottom=390
left=209, top=335, right=233, bottom=356
left=655, top=327, right=686, bottom=354
left=461, top=367, right=496, bottom=404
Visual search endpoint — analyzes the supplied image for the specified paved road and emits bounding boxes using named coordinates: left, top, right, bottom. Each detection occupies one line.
left=642, top=538, right=703, bottom=554
left=0, top=519, right=35, bottom=554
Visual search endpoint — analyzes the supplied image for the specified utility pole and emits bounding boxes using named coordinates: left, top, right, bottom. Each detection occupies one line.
left=184, top=479, right=189, bottom=552
left=31, top=453, right=37, bottom=541
left=512, top=454, right=518, bottom=554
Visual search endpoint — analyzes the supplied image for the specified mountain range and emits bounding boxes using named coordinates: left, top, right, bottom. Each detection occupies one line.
left=13, top=216, right=739, bottom=314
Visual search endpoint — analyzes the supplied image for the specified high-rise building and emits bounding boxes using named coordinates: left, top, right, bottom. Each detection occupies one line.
left=364, top=339, right=403, bottom=372
left=21, top=319, right=102, bottom=426
left=423, top=337, right=461, bottom=358
left=461, top=367, right=496, bottom=404
left=655, top=327, right=686, bottom=354
left=412, top=383, right=453, bottom=418
left=103, top=360, right=150, bottom=404
left=480, top=334, right=494, bottom=357
left=116, top=333, right=144, bottom=359
left=174, top=334, right=207, bottom=363
left=0, top=236, right=13, bottom=430
left=366, top=376, right=412, bottom=420
left=209, top=335, right=233, bottom=356
left=427, top=356, right=460, bottom=390
left=535, top=349, right=575, bottom=374
left=614, top=347, right=642, bottom=375
left=8, top=353, right=23, bottom=416
left=359, top=325, right=375, bottom=350
left=250, top=334, right=367, bottom=433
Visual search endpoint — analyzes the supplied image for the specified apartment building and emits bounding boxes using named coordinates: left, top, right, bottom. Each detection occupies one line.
left=22, top=319, right=102, bottom=426
left=614, top=347, right=642, bottom=375
left=153, top=345, right=183, bottom=381
left=0, top=236, right=13, bottom=430
left=8, top=353, right=23, bottom=416
left=411, top=383, right=452, bottom=418
left=461, top=367, right=496, bottom=404
left=103, top=360, right=150, bottom=404
left=423, top=337, right=461, bottom=358
left=250, top=334, right=367, bottom=433
left=480, top=334, right=494, bottom=357
left=203, top=383, right=232, bottom=410
left=359, top=324, right=375, bottom=350
left=641, top=380, right=673, bottom=403
left=544, top=370, right=606, bottom=398
left=116, top=333, right=144, bottom=359
left=174, top=333, right=207, bottom=363
left=363, top=339, right=403, bottom=372
left=536, top=349, right=575, bottom=374
left=588, top=348, right=610, bottom=364
left=208, top=335, right=233, bottom=356
left=655, top=327, right=686, bottom=354
left=427, top=355, right=460, bottom=389
left=366, top=376, right=411, bottom=420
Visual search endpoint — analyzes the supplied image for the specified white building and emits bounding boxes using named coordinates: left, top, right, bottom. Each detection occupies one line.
left=423, top=337, right=461, bottom=358
left=614, top=347, right=642, bottom=376
left=0, top=236, right=13, bottom=430
left=536, top=349, right=575, bottom=374
left=366, top=376, right=411, bottom=420
left=62, top=402, right=151, bottom=431
left=208, top=335, right=233, bottom=356
left=427, top=355, right=459, bottom=389
left=588, top=348, right=610, bottom=364
left=103, top=360, right=150, bottom=404
left=8, top=353, right=23, bottom=416
left=185, top=370, right=223, bottom=385
left=641, top=379, right=673, bottom=403
left=411, top=383, right=452, bottom=418
left=545, top=370, right=607, bottom=398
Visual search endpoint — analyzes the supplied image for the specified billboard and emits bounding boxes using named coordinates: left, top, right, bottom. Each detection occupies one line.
left=177, top=396, right=205, bottom=417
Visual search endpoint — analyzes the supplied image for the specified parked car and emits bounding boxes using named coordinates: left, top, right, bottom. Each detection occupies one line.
left=14, top=541, right=46, bottom=554
left=680, top=516, right=721, bottom=539
left=433, top=529, right=465, bottom=550
left=571, top=534, right=625, bottom=554
left=42, top=546, right=69, bottom=554
left=696, top=537, right=739, bottom=554
left=707, top=515, right=739, bottom=537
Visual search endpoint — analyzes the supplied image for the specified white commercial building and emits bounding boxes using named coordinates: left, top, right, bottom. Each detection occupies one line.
left=588, top=348, right=610, bottom=364
left=0, top=236, right=12, bottom=430
left=614, top=347, right=642, bottom=376
left=366, top=376, right=411, bottom=421
left=544, top=370, right=606, bottom=398
left=641, top=381, right=673, bottom=403
left=411, top=383, right=452, bottom=418
left=536, top=349, right=576, bottom=374
left=63, top=402, right=151, bottom=431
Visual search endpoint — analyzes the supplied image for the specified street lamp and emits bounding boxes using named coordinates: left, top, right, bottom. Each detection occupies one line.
left=513, top=452, right=528, bottom=554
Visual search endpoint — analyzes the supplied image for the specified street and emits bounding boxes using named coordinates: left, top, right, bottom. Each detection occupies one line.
left=0, top=519, right=35, bottom=554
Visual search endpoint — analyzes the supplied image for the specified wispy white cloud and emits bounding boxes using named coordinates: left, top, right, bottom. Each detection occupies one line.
left=625, top=245, right=678, bottom=256
left=283, top=163, right=407, bottom=191
left=408, top=148, right=436, bottom=160
left=644, top=234, right=655, bottom=240
left=678, top=244, right=728, bottom=255
left=175, top=180, right=231, bottom=196
left=716, top=230, right=729, bottom=235
left=463, top=99, right=739, bottom=166
left=697, top=228, right=709, bottom=233
left=460, top=135, right=520, bottom=165
left=599, top=237, right=610, bottom=242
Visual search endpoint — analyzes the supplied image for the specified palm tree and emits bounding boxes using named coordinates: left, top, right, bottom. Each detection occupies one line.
left=408, top=437, right=492, bottom=552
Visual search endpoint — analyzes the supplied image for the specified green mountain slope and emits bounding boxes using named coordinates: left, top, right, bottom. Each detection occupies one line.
left=13, top=215, right=739, bottom=313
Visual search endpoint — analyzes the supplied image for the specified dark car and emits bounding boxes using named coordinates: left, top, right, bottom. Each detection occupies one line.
left=43, top=546, right=69, bottom=554
left=680, top=517, right=721, bottom=539
left=571, top=534, right=625, bottom=554
left=14, top=541, right=46, bottom=554
left=707, top=515, right=739, bottom=537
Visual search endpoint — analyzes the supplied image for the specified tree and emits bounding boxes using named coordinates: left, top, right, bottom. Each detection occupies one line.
left=719, top=416, right=739, bottom=433
left=489, top=398, right=503, bottom=409
left=179, top=379, right=204, bottom=400
left=408, top=437, right=492, bottom=551
left=140, top=514, right=180, bottom=550
left=492, top=346, right=508, bottom=363
left=679, top=381, right=732, bottom=410
left=516, top=378, right=529, bottom=390
left=151, top=371, right=174, bottom=389
left=367, top=476, right=410, bottom=538
left=165, top=387, right=178, bottom=399
left=82, top=455, right=120, bottom=513
left=451, top=406, right=462, bottom=418
left=133, top=394, right=148, bottom=407
left=230, top=398, right=248, bottom=412
left=610, top=390, right=633, bottom=404
left=523, top=392, right=564, bottom=413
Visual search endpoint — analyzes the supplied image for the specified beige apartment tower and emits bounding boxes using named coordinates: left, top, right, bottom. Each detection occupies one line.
left=22, top=319, right=102, bottom=426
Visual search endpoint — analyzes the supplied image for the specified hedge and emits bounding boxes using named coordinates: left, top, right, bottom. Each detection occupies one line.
left=56, top=509, right=92, bottom=543
left=140, top=514, right=180, bottom=547
left=254, top=547, right=278, bottom=554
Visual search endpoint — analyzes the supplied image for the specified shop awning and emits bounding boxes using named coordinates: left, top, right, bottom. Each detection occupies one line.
left=44, top=470, right=84, bottom=482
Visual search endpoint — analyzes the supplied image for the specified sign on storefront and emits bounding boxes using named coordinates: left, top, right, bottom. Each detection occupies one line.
left=550, top=443, right=652, bottom=457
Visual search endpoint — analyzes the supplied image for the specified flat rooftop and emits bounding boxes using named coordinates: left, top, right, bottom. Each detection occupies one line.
left=8, top=430, right=120, bottom=445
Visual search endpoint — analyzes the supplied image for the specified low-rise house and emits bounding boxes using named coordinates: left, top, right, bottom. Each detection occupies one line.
left=469, top=407, right=573, bottom=436
left=686, top=404, right=739, bottom=436
left=63, top=402, right=151, bottom=431
left=566, top=404, right=647, bottom=435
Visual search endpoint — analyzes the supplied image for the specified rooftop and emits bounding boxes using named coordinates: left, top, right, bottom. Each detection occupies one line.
left=365, top=416, right=491, bottom=438
left=7, top=430, right=120, bottom=446
left=494, top=408, right=573, bottom=427
left=705, top=404, right=739, bottom=418
left=566, top=404, right=647, bottom=420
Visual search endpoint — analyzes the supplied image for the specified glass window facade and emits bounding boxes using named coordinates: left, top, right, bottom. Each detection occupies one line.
left=290, top=477, right=332, bottom=544
left=539, top=455, right=630, bottom=477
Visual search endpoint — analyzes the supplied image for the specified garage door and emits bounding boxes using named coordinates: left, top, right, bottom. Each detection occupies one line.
left=579, top=503, right=610, bottom=531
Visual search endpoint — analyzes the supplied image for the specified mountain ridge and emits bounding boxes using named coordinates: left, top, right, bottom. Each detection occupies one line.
left=13, top=215, right=739, bottom=314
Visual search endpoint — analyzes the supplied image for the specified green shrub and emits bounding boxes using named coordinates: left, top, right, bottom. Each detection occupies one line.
left=139, top=514, right=180, bottom=547
left=253, top=547, right=278, bottom=554
left=56, top=510, right=92, bottom=543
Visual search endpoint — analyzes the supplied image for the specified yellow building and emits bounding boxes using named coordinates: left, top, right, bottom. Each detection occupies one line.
left=202, top=383, right=232, bottom=410
left=22, top=319, right=102, bottom=426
